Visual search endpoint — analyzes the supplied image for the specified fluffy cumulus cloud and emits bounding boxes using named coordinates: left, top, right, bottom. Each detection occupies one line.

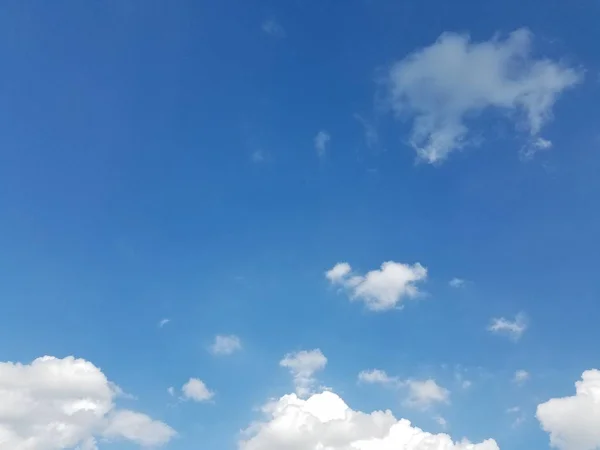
left=210, top=334, right=242, bottom=355
left=0, top=356, right=175, bottom=450
left=487, top=313, right=528, bottom=341
left=326, top=261, right=427, bottom=311
left=537, top=369, right=600, bottom=450
left=239, top=390, right=499, bottom=450
left=385, top=28, right=581, bottom=163
left=280, top=349, right=327, bottom=397
left=182, top=378, right=214, bottom=402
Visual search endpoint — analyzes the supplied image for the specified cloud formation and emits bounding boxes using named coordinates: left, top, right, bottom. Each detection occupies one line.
left=385, top=29, right=581, bottom=163
left=513, top=370, right=530, bottom=385
left=314, top=131, right=331, bottom=158
left=210, top=334, right=242, bottom=356
left=488, top=313, right=528, bottom=341
left=326, top=261, right=428, bottom=311
left=449, top=278, right=466, bottom=288
left=0, top=355, right=175, bottom=449
left=279, top=349, right=327, bottom=397
left=261, top=19, right=285, bottom=38
left=537, top=369, right=600, bottom=450
left=182, top=378, right=214, bottom=402
left=404, top=379, right=450, bottom=410
left=239, top=390, right=498, bottom=450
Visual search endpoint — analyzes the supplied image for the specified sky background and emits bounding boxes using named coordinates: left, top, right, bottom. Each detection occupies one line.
left=1, top=1, right=600, bottom=449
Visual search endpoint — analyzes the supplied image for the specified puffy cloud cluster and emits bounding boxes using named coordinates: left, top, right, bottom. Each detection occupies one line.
left=537, top=369, right=600, bottom=450
left=0, top=356, right=175, bottom=450
left=239, top=390, right=499, bottom=450
left=326, top=261, right=428, bottom=311
left=385, top=28, right=581, bottom=163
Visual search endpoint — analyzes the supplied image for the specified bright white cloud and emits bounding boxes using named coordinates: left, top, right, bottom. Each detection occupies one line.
left=513, top=370, right=530, bottom=385
left=182, top=378, right=214, bottom=402
left=488, top=313, right=528, bottom=341
left=280, top=349, right=327, bottom=397
left=537, top=369, right=600, bottom=450
left=358, top=369, right=399, bottom=386
left=239, top=390, right=498, bottom=450
left=326, top=261, right=428, bottom=311
left=405, top=379, right=450, bottom=410
left=0, top=355, right=175, bottom=449
left=261, top=19, right=285, bottom=38
left=385, top=29, right=581, bottom=163
left=210, top=334, right=242, bottom=356
left=314, top=130, right=331, bottom=158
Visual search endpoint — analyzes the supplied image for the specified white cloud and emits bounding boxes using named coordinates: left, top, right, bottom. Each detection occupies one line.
left=537, top=369, right=600, bottom=450
left=326, top=261, right=428, bottom=311
left=0, top=355, right=175, bottom=449
left=210, top=334, right=242, bottom=356
left=314, top=130, right=331, bottom=158
left=404, top=379, right=450, bottom=410
left=385, top=29, right=581, bottom=163
left=182, top=378, right=214, bottom=402
left=513, top=370, right=530, bottom=385
left=358, top=369, right=400, bottom=386
left=167, top=386, right=175, bottom=396
left=280, top=349, right=327, bottom=397
left=239, top=390, right=498, bottom=450
left=158, top=318, right=170, bottom=328
left=261, top=19, right=285, bottom=38
left=449, top=278, right=466, bottom=288
left=488, top=313, right=528, bottom=341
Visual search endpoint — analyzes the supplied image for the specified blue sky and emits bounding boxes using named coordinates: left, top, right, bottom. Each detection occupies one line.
left=1, top=1, right=600, bottom=449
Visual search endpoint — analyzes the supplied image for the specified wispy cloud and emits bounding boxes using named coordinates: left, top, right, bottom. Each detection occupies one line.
left=354, top=114, right=379, bottom=149
left=262, top=19, right=286, bottom=38
left=449, top=278, right=466, bottom=288
left=210, top=335, right=242, bottom=356
left=488, top=313, right=528, bottom=341
left=314, top=130, right=331, bottom=158
left=513, top=370, right=530, bottom=385
left=158, top=318, right=170, bottom=328
left=404, top=379, right=450, bottom=410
